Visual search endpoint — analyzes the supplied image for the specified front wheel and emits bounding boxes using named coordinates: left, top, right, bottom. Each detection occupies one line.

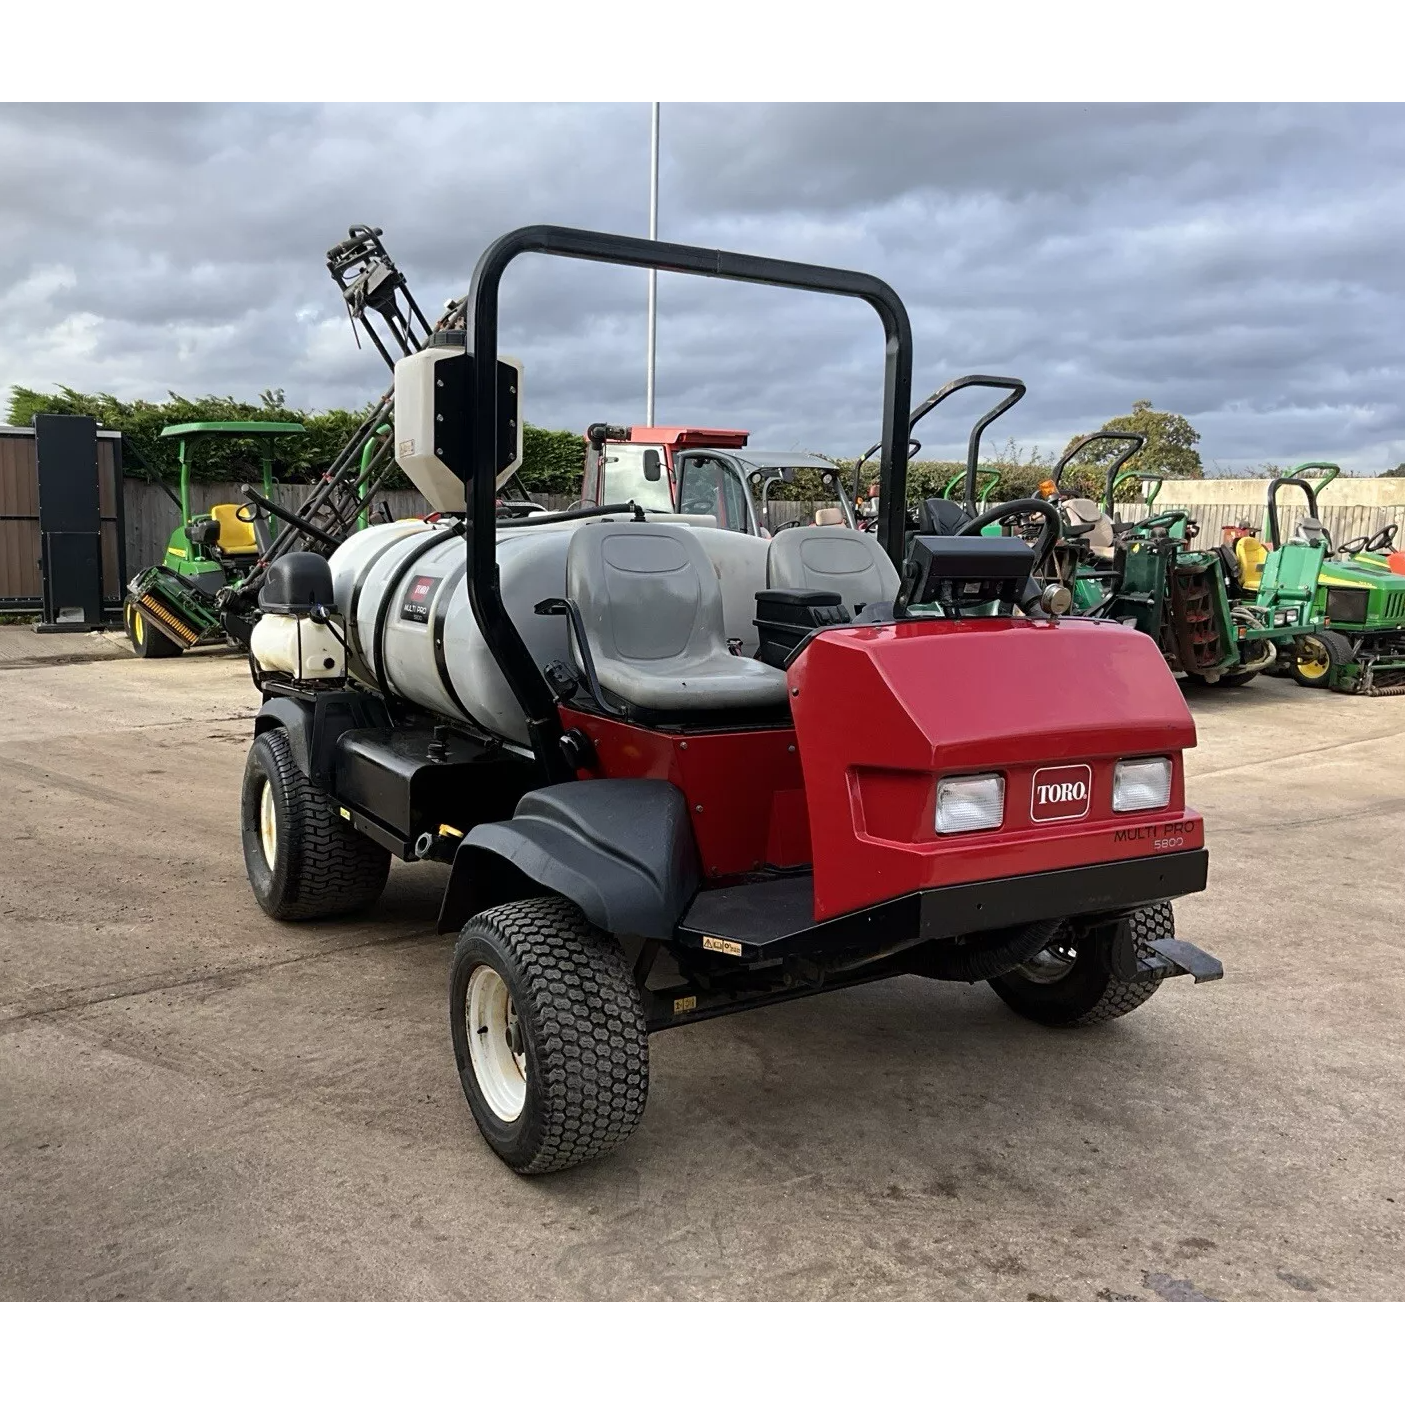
left=1290, top=630, right=1353, bottom=689
left=988, top=903, right=1174, bottom=1027
left=125, top=598, right=183, bottom=658
left=450, top=896, right=649, bottom=1174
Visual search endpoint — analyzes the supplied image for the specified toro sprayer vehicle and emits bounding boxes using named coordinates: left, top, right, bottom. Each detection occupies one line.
left=238, top=226, right=1220, bottom=1175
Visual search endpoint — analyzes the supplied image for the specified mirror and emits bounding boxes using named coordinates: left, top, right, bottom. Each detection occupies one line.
left=643, top=449, right=662, bottom=482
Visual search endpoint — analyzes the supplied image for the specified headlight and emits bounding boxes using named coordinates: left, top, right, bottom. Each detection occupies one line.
left=1112, top=756, right=1172, bottom=813
left=935, top=773, right=1005, bottom=834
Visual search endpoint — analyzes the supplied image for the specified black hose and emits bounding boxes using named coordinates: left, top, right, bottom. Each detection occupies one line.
left=496, top=501, right=643, bottom=529
left=906, top=917, right=1065, bottom=983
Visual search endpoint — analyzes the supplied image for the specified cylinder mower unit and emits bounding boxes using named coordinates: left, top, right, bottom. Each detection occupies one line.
left=238, top=224, right=1221, bottom=1176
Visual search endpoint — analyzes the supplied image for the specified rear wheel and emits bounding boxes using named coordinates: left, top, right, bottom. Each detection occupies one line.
left=240, top=727, right=390, bottom=919
left=125, top=598, right=182, bottom=658
left=988, top=903, right=1173, bottom=1027
left=1290, top=630, right=1353, bottom=689
left=450, top=896, right=649, bottom=1174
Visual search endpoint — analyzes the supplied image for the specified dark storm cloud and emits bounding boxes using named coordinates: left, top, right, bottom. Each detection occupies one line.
left=3, top=102, right=1405, bottom=471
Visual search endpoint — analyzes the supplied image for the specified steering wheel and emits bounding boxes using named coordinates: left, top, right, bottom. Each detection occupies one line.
left=956, top=498, right=1061, bottom=573
left=241, top=484, right=342, bottom=550
left=1368, top=524, right=1398, bottom=552
left=1136, top=509, right=1190, bottom=537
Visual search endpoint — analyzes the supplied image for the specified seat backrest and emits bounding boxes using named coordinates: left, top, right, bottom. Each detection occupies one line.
left=813, top=506, right=845, bottom=526
left=766, top=526, right=901, bottom=614
left=568, top=522, right=728, bottom=670
left=1236, top=535, right=1268, bottom=589
left=1063, top=498, right=1115, bottom=558
left=209, top=503, right=258, bottom=555
left=919, top=498, right=972, bottom=535
left=686, top=525, right=769, bottom=652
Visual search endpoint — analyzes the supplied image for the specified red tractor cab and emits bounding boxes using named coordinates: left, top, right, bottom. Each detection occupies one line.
left=240, top=225, right=1221, bottom=1176
left=583, top=424, right=749, bottom=517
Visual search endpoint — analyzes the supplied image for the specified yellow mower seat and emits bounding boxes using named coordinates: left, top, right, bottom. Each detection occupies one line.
left=1235, top=535, right=1268, bottom=590
left=209, top=503, right=259, bottom=556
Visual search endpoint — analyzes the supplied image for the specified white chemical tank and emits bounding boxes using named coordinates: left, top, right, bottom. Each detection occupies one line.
left=328, top=516, right=770, bottom=746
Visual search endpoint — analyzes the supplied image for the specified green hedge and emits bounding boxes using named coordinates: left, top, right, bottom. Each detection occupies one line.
left=5, top=385, right=588, bottom=495
left=6, top=384, right=1150, bottom=504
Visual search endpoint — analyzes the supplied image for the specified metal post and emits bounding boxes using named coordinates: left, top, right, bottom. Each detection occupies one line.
left=645, top=102, right=660, bottom=426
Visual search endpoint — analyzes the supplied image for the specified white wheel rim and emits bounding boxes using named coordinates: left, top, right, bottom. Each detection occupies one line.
left=258, top=779, right=278, bottom=868
left=466, top=964, right=527, bottom=1122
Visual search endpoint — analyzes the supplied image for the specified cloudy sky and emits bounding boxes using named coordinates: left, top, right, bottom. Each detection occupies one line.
left=3, top=102, right=1404, bottom=473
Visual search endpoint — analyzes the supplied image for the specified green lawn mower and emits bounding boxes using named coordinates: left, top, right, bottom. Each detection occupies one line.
left=1037, top=447, right=1256, bottom=684
left=124, top=421, right=304, bottom=657
left=1289, top=493, right=1405, bottom=697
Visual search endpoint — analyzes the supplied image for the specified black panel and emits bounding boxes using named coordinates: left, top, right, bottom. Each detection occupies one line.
left=34, top=415, right=104, bottom=628
left=917, top=850, right=1209, bottom=940
left=1326, top=587, right=1369, bottom=626
left=39, top=534, right=102, bottom=626
left=333, top=727, right=534, bottom=841
left=34, top=415, right=99, bottom=534
left=431, top=350, right=520, bottom=483
left=677, top=850, right=1209, bottom=959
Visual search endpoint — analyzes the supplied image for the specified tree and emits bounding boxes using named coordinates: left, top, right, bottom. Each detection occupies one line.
left=1384, top=463, right=1405, bottom=478
left=1061, top=400, right=1204, bottom=485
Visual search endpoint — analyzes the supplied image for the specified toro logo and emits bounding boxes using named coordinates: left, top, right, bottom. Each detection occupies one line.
left=399, top=574, right=439, bottom=624
left=1030, top=764, right=1092, bottom=823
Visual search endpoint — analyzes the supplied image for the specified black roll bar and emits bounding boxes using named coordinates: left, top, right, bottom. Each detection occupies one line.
left=1266, top=475, right=1320, bottom=551
left=465, top=224, right=914, bottom=779
left=850, top=375, right=1025, bottom=517
left=1050, top=431, right=1147, bottom=495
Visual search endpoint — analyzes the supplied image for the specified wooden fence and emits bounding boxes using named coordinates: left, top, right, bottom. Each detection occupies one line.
left=118, top=480, right=1403, bottom=580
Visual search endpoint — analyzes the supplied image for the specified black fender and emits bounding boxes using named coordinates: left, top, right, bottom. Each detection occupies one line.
left=252, top=691, right=391, bottom=788
left=253, top=697, right=315, bottom=775
left=438, top=779, right=700, bottom=939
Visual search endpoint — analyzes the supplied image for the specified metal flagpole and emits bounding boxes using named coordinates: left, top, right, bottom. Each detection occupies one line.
left=645, top=101, right=660, bottom=426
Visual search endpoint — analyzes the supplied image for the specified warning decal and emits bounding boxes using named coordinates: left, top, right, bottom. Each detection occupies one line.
left=400, top=574, right=439, bottom=624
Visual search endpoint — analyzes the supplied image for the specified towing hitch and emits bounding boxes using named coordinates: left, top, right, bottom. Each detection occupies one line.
left=1141, top=937, right=1224, bottom=984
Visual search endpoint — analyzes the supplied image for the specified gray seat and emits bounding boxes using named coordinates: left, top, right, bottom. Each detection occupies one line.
left=766, top=525, right=901, bottom=615
left=1063, top=498, right=1116, bottom=559
left=566, top=522, right=789, bottom=712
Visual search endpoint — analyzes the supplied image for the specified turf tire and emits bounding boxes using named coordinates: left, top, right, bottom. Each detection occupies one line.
left=240, top=727, right=390, bottom=920
left=988, top=902, right=1175, bottom=1028
left=450, top=896, right=649, bottom=1175
left=1290, top=629, right=1353, bottom=689
left=126, top=598, right=183, bottom=658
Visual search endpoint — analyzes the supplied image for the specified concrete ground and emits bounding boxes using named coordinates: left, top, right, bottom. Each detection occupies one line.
left=1, top=623, right=1402, bottom=1301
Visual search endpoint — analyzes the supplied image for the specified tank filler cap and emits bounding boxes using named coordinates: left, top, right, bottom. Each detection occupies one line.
left=429, top=328, right=466, bottom=348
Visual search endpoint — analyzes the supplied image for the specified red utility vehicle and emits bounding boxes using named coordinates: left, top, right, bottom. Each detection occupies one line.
left=239, top=226, right=1220, bottom=1175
